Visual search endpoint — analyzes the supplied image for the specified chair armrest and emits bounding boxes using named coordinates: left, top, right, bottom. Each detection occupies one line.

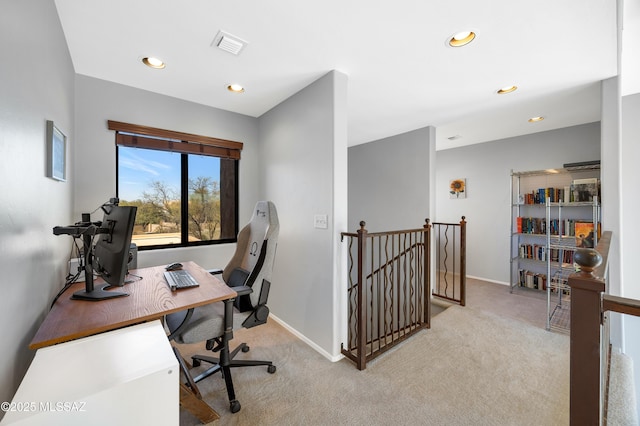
left=230, top=285, right=252, bottom=296
left=208, top=268, right=223, bottom=275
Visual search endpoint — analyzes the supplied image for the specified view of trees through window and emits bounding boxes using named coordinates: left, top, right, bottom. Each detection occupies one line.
left=117, top=146, right=226, bottom=248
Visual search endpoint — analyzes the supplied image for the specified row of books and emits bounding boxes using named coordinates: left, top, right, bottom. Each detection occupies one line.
left=515, top=217, right=598, bottom=245
left=519, top=244, right=575, bottom=264
left=518, top=269, right=547, bottom=290
left=520, top=187, right=569, bottom=205
left=518, top=269, right=571, bottom=294
left=518, top=178, right=599, bottom=205
left=516, top=217, right=546, bottom=235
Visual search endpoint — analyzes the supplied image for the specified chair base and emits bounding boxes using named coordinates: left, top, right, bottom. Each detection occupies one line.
left=191, top=342, right=276, bottom=413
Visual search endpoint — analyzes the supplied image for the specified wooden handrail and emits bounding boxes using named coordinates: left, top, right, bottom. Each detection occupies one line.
left=602, top=294, right=640, bottom=317
left=365, top=241, right=423, bottom=281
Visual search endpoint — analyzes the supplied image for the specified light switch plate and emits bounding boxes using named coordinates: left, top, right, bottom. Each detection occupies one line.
left=314, top=214, right=328, bottom=229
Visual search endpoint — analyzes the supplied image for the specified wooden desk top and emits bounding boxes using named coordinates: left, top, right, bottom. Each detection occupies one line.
left=30, top=261, right=236, bottom=350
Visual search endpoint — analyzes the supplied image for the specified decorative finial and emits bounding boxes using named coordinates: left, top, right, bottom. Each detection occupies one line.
left=359, top=221, right=366, bottom=229
left=574, top=248, right=602, bottom=274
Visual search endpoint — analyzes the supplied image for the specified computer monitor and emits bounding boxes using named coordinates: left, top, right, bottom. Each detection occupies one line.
left=93, top=205, right=137, bottom=287
left=73, top=205, right=137, bottom=301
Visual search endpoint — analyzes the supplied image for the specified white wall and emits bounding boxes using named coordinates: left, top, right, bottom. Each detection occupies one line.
left=348, top=126, right=433, bottom=233
left=258, top=71, right=348, bottom=358
left=435, top=122, right=601, bottom=284
left=73, top=75, right=261, bottom=270
left=0, top=0, right=75, bottom=412
left=621, top=92, right=640, bottom=419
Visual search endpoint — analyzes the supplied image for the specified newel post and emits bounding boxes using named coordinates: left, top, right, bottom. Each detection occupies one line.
left=568, top=248, right=605, bottom=426
left=356, top=221, right=368, bottom=370
left=424, top=219, right=431, bottom=326
left=459, top=216, right=467, bottom=306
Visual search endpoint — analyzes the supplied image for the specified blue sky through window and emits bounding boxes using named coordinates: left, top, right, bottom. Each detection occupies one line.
left=118, top=147, right=220, bottom=202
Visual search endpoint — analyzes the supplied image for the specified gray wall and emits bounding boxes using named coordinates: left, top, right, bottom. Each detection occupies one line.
left=74, top=75, right=261, bottom=270
left=348, top=126, right=433, bottom=233
left=435, top=122, right=601, bottom=284
left=258, top=71, right=348, bottom=357
left=0, top=0, right=75, bottom=411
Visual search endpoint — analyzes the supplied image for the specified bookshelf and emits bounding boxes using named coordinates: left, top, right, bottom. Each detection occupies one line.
left=510, top=165, right=600, bottom=331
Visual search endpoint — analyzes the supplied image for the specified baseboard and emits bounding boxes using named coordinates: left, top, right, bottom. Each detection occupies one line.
left=434, top=270, right=509, bottom=287
left=466, top=274, right=510, bottom=286
left=268, top=313, right=343, bottom=363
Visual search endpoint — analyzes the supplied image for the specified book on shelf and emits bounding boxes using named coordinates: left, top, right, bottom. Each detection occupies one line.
left=575, top=221, right=596, bottom=248
left=572, top=178, right=599, bottom=202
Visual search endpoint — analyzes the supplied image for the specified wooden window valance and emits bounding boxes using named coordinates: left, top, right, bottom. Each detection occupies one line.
left=108, top=120, right=243, bottom=160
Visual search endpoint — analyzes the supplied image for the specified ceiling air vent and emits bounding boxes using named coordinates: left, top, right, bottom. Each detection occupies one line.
left=563, top=160, right=600, bottom=171
left=212, top=30, right=248, bottom=55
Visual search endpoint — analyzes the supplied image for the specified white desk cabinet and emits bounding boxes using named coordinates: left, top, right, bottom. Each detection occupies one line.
left=1, top=320, right=178, bottom=425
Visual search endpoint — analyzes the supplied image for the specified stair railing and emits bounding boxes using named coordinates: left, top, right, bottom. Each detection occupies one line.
left=432, top=216, right=467, bottom=306
left=340, top=220, right=430, bottom=370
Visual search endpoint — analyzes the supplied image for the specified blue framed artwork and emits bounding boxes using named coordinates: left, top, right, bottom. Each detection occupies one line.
left=46, top=120, right=66, bottom=181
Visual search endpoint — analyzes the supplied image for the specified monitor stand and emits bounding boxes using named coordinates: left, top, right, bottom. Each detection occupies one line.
left=71, top=232, right=128, bottom=301
left=72, top=286, right=128, bottom=301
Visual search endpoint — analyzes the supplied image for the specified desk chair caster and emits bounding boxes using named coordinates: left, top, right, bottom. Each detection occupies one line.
left=230, top=400, right=241, bottom=413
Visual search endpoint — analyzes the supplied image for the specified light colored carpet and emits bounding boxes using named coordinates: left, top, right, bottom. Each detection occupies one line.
left=608, top=350, right=639, bottom=425
left=177, top=303, right=569, bottom=425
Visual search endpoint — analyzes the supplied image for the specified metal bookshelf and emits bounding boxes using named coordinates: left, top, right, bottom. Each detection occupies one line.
left=545, top=198, right=599, bottom=331
left=510, top=166, right=600, bottom=331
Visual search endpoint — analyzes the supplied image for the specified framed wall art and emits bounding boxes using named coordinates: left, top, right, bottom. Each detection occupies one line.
left=449, top=178, right=466, bottom=199
left=46, top=120, right=66, bottom=181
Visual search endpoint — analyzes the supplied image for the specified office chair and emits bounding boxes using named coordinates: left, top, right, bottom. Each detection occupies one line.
left=166, top=201, right=279, bottom=414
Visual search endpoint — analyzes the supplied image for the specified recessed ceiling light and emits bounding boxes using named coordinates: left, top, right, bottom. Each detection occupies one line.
left=227, top=84, right=245, bottom=93
left=142, top=57, right=165, bottom=69
left=448, top=31, right=476, bottom=47
left=497, top=85, right=517, bottom=94
left=528, top=116, right=544, bottom=123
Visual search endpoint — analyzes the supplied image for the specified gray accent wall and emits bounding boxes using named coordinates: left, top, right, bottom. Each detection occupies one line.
left=348, top=126, right=433, bottom=233
left=258, top=71, right=348, bottom=357
left=435, top=122, right=601, bottom=284
left=0, top=0, right=75, bottom=411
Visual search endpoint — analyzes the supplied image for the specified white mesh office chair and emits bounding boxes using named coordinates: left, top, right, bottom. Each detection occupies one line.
left=166, top=201, right=279, bottom=413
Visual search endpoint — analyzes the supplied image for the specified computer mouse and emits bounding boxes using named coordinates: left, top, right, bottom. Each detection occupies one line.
left=165, top=262, right=183, bottom=271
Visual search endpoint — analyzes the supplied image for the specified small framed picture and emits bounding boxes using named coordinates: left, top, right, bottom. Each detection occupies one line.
left=46, top=120, right=66, bottom=181
left=449, top=178, right=466, bottom=199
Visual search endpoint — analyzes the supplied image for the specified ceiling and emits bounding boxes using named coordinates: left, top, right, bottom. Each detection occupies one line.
left=54, top=1, right=635, bottom=150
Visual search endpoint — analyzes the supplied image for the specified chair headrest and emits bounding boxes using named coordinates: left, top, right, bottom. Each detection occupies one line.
left=240, top=201, right=278, bottom=274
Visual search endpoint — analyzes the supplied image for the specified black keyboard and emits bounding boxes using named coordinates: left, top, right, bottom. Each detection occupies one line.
left=164, top=269, right=199, bottom=291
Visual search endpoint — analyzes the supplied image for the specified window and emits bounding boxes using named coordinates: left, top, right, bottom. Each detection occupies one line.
left=108, top=121, right=242, bottom=250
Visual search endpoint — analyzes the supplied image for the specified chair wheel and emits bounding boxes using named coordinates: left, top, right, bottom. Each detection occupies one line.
left=230, top=400, right=241, bottom=413
left=242, top=345, right=250, bottom=353
left=267, top=365, right=276, bottom=374
left=192, top=359, right=201, bottom=367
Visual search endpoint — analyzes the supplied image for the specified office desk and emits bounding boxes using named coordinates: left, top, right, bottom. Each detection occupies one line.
left=27, top=261, right=235, bottom=424
left=30, top=261, right=236, bottom=350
